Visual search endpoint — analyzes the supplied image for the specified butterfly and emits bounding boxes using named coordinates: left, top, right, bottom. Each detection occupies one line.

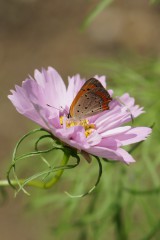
left=68, top=78, right=112, bottom=119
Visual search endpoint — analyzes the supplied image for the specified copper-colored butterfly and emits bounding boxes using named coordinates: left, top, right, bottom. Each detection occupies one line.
left=68, top=78, right=112, bottom=119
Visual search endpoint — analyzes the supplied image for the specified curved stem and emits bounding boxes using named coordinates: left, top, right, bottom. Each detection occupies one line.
left=0, top=152, right=70, bottom=190
left=7, top=128, right=47, bottom=189
left=65, top=155, right=102, bottom=198
left=43, top=151, right=70, bottom=188
left=0, top=178, right=46, bottom=188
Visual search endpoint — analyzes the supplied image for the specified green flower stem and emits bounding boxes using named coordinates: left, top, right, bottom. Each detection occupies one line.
left=0, top=152, right=70, bottom=189
left=43, top=151, right=70, bottom=189
left=0, top=179, right=45, bottom=188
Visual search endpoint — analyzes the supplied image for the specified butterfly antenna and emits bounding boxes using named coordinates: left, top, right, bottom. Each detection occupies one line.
left=116, top=97, right=134, bottom=124
left=47, top=104, right=62, bottom=111
left=47, top=104, right=69, bottom=116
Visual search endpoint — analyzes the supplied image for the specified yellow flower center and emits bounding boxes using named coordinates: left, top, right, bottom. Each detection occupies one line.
left=60, top=116, right=96, bottom=137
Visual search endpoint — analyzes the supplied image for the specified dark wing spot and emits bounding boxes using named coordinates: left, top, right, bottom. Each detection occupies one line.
left=77, top=110, right=80, bottom=112
left=85, top=107, right=88, bottom=109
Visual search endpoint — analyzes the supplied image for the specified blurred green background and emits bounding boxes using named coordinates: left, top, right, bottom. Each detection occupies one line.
left=0, top=0, right=160, bottom=239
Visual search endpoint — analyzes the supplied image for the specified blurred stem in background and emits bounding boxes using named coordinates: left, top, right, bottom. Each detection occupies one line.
left=81, top=0, right=113, bottom=30
left=113, top=168, right=127, bottom=240
left=81, top=0, right=160, bottom=31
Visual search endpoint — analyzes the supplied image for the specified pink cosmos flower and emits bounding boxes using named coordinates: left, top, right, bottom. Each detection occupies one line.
left=8, top=67, right=151, bottom=164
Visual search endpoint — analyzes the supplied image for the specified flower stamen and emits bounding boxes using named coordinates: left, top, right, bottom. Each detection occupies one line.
left=60, top=116, right=96, bottom=137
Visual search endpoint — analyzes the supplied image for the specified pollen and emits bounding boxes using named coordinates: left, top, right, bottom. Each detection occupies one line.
left=59, top=116, right=96, bottom=137
left=85, top=128, right=94, bottom=137
left=60, top=116, right=64, bottom=125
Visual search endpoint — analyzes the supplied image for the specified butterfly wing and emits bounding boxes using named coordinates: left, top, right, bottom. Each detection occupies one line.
left=69, top=78, right=112, bottom=118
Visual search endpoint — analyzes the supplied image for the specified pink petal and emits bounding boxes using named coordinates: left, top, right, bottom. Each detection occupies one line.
left=8, top=67, right=67, bottom=130
left=86, top=146, right=121, bottom=161
left=87, top=130, right=102, bottom=146
left=87, top=146, right=135, bottom=164
left=116, top=148, right=136, bottom=163
left=101, top=126, right=131, bottom=138
left=41, top=67, right=67, bottom=108
left=97, top=137, right=119, bottom=149
left=119, top=93, right=144, bottom=118
left=67, top=74, right=85, bottom=107
left=119, top=93, right=135, bottom=107
left=114, top=127, right=152, bottom=146
left=96, top=111, right=131, bottom=133
left=56, top=126, right=90, bottom=150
